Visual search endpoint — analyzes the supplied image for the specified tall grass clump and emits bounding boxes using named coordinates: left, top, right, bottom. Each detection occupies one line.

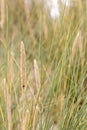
left=0, top=0, right=87, bottom=130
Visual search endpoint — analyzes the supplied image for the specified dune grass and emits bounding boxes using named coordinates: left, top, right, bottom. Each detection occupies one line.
left=0, top=0, right=87, bottom=130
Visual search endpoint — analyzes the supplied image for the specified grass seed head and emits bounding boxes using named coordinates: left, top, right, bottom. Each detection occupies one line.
left=20, top=41, right=26, bottom=92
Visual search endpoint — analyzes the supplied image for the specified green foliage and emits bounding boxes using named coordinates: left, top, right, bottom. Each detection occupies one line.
left=0, top=0, right=87, bottom=130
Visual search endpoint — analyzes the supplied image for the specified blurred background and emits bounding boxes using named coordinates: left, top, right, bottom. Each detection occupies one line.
left=0, top=0, right=87, bottom=61
left=0, top=0, right=87, bottom=86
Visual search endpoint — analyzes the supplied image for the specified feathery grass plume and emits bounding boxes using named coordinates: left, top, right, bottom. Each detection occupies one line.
left=32, top=105, right=39, bottom=130
left=72, top=31, right=83, bottom=61
left=20, top=41, right=26, bottom=92
left=3, top=78, right=12, bottom=130
left=0, top=0, right=5, bottom=29
left=34, top=59, right=41, bottom=93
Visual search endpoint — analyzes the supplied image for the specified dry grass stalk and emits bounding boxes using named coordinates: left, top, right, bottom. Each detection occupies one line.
left=3, top=78, right=12, bottom=130
left=44, top=24, right=48, bottom=41
left=0, top=0, right=5, bottom=29
left=24, top=0, right=30, bottom=22
left=0, top=105, right=5, bottom=122
left=9, top=52, right=14, bottom=86
left=32, top=105, right=39, bottom=130
left=21, top=110, right=29, bottom=130
left=59, top=91, right=64, bottom=120
left=34, top=59, right=41, bottom=93
left=78, top=0, right=83, bottom=12
left=72, top=32, right=79, bottom=61
left=33, top=59, right=41, bottom=129
left=20, top=41, right=27, bottom=129
left=43, top=15, right=48, bottom=41
left=33, top=59, right=41, bottom=130
left=72, top=31, right=83, bottom=61
left=20, top=41, right=26, bottom=92
left=78, top=32, right=84, bottom=65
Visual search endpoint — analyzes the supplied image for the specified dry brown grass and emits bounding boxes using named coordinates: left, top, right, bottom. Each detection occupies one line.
left=72, top=31, right=83, bottom=62
left=32, top=105, right=39, bottom=130
left=34, top=59, right=41, bottom=93
left=3, top=78, right=12, bottom=130
left=0, top=0, right=5, bottom=29
left=20, top=41, right=26, bottom=93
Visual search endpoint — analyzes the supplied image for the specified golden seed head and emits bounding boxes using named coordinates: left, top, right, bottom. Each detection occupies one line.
left=20, top=41, right=26, bottom=91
